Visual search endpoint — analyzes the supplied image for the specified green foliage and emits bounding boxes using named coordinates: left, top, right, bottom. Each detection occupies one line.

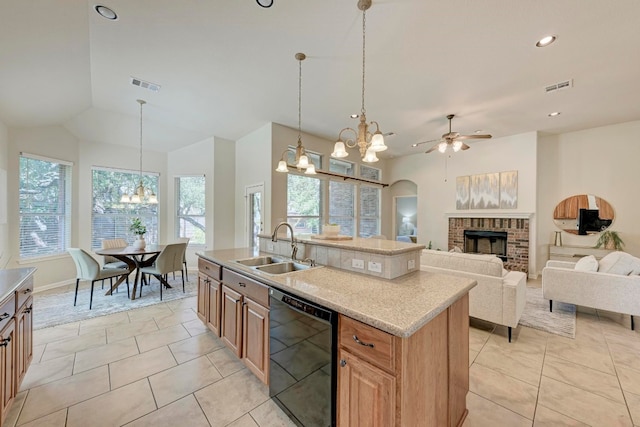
left=594, top=230, right=624, bottom=250
left=129, top=217, right=147, bottom=236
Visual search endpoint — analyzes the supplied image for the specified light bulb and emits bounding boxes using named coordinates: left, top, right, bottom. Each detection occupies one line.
left=438, top=142, right=448, bottom=153
left=452, top=140, right=463, bottom=152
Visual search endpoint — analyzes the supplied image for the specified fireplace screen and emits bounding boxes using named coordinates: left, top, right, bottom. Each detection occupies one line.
left=464, top=230, right=507, bottom=260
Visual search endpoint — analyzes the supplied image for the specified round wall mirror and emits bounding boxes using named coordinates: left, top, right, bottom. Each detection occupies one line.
left=553, top=194, right=614, bottom=235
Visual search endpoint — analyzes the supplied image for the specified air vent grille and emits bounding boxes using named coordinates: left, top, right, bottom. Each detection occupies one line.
left=545, top=79, right=573, bottom=93
left=130, top=77, right=161, bottom=93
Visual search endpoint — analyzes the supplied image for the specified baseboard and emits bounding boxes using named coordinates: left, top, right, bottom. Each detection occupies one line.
left=33, top=280, right=75, bottom=294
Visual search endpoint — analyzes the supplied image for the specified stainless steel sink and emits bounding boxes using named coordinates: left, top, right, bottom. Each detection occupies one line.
left=234, top=256, right=284, bottom=267
left=255, top=262, right=312, bottom=275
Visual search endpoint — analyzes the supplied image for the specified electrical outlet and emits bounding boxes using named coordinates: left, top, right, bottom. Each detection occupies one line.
left=408, top=259, right=416, bottom=270
left=352, top=259, right=365, bottom=269
left=266, top=243, right=274, bottom=252
left=368, top=261, right=382, bottom=273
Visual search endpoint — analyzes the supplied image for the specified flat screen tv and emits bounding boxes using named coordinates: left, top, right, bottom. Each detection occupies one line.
left=578, top=208, right=612, bottom=235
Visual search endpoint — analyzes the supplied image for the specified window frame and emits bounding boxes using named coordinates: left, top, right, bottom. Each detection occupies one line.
left=175, top=175, right=206, bottom=246
left=19, top=153, right=72, bottom=260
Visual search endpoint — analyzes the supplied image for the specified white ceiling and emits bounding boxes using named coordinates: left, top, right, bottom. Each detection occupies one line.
left=1, top=0, right=639, bottom=157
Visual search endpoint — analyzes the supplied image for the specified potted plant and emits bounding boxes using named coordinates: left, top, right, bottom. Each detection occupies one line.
left=594, top=230, right=624, bottom=251
left=130, top=217, right=147, bottom=250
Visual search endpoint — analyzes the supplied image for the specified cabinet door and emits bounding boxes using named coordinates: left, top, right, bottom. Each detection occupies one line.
left=0, top=320, right=15, bottom=424
left=338, top=349, right=395, bottom=427
left=448, top=294, right=469, bottom=427
left=242, top=297, right=269, bottom=384
left=221, top=285, right=243, bottom=357
left=197, top=272, right=209, bottom=322
left=207, top=280, right=221, bottom=337
left=16, top=297, right=33, bottom=389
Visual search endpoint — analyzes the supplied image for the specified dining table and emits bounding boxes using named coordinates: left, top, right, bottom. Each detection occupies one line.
left=95, top=244, right=166, bottom=300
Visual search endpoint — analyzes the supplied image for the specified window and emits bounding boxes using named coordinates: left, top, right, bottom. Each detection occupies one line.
left=176, top=176, right=206, bottom=244
left=360, top=164, right=381, bottom=181
left=359, top=185, right=381, bottom=237
left=287, top=174, right=322, bottom=235
left=91, top=167, right=159, bottom=249
left=329, top=181, right=355, bottom=236
left=19, top=154, right=72, bottom=259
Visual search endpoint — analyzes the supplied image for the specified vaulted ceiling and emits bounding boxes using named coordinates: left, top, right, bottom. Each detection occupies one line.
left=1, top=0, right=639, bottom=157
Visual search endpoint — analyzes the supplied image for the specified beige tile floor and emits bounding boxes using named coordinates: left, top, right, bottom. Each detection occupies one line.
left=5, top=280, right=640, bottom=426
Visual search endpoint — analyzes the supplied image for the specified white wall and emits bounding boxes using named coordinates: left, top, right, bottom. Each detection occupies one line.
left=388, top=132, right=538, bottom=274
left=235, top=123, right=272, bottom=248
left=0, top=119, right=8, bottom=268
left=537, top=120, right=640, bottom=271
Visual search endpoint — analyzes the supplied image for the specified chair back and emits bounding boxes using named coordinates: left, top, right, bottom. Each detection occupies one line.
left=175, top=237, right=190, bottom=262
left=155, top=243, right=187, bottom=275
left=68, top=248, right=100, bottom=280
left=101, top=238, right=128, bottom=264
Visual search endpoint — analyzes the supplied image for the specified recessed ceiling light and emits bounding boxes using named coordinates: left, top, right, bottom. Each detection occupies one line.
left=536, top=35, right=556, bottom=47
left=350, top=114, right=359, bottom=119
left=548, top=111, right=561, bottom=117
left=95, top=5, right=118, bottom=20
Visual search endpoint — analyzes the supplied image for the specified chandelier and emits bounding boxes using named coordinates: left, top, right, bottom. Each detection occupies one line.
left=120, top=99, right=158, bottom=204
left=275, top=52, right=316, bottom=175
left=331, top=0, right=387, bottom=163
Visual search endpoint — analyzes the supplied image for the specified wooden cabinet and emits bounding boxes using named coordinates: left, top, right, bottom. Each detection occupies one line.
left=242, top=297, right=269, bottom=384
left=197, top=258, right=222, bottom=337
left=548, top=244, right=612, bottom=262
left=0, top=268, right=35, bottom=427
left=221, top=285, right=243, bottom=357
left=337, top=293, right=470, bottom=427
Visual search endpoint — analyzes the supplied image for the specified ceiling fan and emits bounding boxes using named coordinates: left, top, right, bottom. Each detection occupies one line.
left=414, top=114, right=492, bottom=154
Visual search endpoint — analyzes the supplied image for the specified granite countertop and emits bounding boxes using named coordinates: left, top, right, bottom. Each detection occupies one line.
left=0, top=268, right=36, bottom=302
left=258, top=233, right=425, bottom=256
left=198, top=248, right=476, bottom=338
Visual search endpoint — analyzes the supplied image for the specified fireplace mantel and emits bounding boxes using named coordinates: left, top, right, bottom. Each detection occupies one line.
left=446, top=212, right=534, bottom=219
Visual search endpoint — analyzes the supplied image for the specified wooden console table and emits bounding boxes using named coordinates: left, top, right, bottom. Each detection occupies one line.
left=548, top=244, right=613, bottom=262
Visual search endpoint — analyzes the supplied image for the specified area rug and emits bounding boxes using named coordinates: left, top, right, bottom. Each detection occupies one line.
left=33, top=276, right=197, bottom=330
left=518, top=286, right=576, bottom=338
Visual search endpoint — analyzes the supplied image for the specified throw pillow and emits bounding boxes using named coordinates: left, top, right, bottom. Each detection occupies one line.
left=574, top=255, right=599, bottom=272
left=448, top=246, right=463, bottom=253
left=598, top=251, right=636, bottom=275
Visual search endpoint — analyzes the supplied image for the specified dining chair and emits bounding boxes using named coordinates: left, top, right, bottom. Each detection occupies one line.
left=175, top=237, right=190, bottom=281
left=101, top=238, right=130, bottom=289
left=138, top=243, right=187, bottom=300
left=68, top=248, right=130, bottom=309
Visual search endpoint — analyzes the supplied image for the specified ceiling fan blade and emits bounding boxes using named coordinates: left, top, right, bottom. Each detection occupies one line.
left=456, top=134, right=492, bottom=140
left=412, top=138, right=440, bottom=147
left=460, top=143, right=471, bottom=150
left=425, top=143, right=440, bottom=154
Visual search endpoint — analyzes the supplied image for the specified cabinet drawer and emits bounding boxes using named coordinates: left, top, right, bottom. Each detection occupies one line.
left=16, top=276, right=34, bottom=310
left=339, top=315, right=395, bottom=372
left=222, top=269, right=269, bottom=307
left=0, top=296, right=15, bottom=331
left=198, top=258, right=222, bottom=280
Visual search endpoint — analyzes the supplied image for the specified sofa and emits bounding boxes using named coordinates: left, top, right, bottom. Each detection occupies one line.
left=420, top=249, right=527, bottom=341
left=542, top=252, right=640, bottom=329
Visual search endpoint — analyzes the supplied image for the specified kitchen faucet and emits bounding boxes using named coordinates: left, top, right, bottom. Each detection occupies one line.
left=271, top=222, right=298, bottom=261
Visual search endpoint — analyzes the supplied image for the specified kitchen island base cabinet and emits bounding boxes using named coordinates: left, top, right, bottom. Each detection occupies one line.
left=0, top=320, right=15, bottom=426
left=242, top=298, right=269, bottom=384
left=338, top=293, right=469, bottom=427
left=221, top=285, right=243, bottom=358
left=197, top=258, right=222, bottom=337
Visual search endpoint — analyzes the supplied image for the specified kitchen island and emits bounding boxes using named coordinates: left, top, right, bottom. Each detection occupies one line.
left=197, top=248, right=476, bottom=426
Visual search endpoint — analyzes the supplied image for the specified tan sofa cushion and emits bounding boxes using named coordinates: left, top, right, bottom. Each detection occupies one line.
left=421, top=250, right=504, bottom=277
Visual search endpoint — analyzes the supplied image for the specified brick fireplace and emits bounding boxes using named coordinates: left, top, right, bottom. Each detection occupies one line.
left=449, top=217, right=529, bottom=273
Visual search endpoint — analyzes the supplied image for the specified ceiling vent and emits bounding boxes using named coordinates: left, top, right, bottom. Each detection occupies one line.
left=545, top=79, right=573, bottom=93
left=130, top=77, right=161, bottom=93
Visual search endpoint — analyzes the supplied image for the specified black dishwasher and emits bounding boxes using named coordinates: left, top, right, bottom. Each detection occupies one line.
left=269, top=287, right=337, bottom=427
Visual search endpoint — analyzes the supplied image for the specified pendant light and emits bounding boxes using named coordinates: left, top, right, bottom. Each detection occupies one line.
left=331, top=0, right=387, bottom=163
left=275, top=52, right=316, bottom=175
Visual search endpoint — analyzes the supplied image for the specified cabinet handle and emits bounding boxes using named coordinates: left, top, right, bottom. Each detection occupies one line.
left=0, top=337, right=11, bottom=347
left=23, top=288, right=32, bottom=294
left=24, top=308, right=32, bottom=314
left=0, top=313, right=9, bottom=321
left=340, top=359, right=347, bottom=367
left=239, top=282, right=247, bottom=287
left=352, top=335, right=375, bottom=348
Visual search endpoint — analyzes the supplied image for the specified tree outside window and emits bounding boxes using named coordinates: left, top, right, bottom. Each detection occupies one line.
left=19, top=155, right=71, bottom=259
left=176, top=176, right=205, bottom=244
